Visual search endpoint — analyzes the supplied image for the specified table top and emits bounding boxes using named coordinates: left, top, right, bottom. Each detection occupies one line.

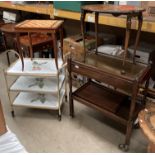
left=83, top=53, right=148, bottom=81
left=15, top=20, right=63, bottom=32
left=82, top=4, right=145, bottom=15
left=139, top=104, right=155, bottom=143
left=1, top=23, right=16, bottom=33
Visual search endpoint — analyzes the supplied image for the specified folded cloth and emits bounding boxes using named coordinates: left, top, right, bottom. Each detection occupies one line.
left=0, top=129, right=27, bottom=153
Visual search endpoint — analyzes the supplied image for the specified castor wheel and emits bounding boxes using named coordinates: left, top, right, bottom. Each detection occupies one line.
left=70, top=112, right=74, bottom=118
left=65, top=95, right=67, bottom=102
left=133, top=123, right=140, bottom=129
left=119, top=144, right=129, bottom=152
left=58, top=114, right=61, bottom=121
left=11, top=111, right=15, bottom=117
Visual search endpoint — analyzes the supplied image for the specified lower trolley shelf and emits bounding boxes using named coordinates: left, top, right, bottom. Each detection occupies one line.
left=72, top=81, right=143, bottom=125
left=13, top=91, right=65, bottom=110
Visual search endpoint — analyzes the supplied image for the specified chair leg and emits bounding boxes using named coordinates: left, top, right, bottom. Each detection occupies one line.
left=6, top=51, right=10, bottom=66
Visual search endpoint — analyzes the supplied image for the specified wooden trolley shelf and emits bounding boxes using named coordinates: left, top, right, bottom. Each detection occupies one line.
left=73, top=81, right=127, bottom=113
left=73, top=81, right=143, bottom=126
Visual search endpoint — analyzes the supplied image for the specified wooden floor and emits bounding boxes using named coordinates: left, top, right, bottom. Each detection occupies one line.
left=0, top=51, right=148, bottom=153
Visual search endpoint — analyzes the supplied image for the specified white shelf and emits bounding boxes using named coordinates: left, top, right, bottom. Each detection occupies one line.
left=6, top=58, right=63, bottom=77
left=10, top=75, right=65, bottom=93
left=13, top=91, right=65, bottom=110
left=6, top=57, right=67, bottom=116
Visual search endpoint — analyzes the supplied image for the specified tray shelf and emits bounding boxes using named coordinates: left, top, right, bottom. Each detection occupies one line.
left=10, top=75, right=65, bottom=94
left=6, top=58, right=64, bottom=77
left=73, top=81, right=143, bottom=125
left=13, top=91, right=65, bottom=110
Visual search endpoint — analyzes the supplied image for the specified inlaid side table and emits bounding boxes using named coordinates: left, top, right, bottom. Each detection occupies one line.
left=14, top=20, right=64, bottom=71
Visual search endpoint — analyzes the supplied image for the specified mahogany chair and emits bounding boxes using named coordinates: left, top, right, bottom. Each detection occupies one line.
left=1, top=23, right=54, bottom=65
left=19, top=32, right=53, bottom=58
left=0, top=23, right=17, bottom=65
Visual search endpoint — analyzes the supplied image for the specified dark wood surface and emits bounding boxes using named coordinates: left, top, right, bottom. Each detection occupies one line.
left=0, top=20, right=5, bottom=28
left=68, top=57, right=151, bottom=150
left=0, top=23, right=17, bottom=65
left=73, top=81, right=127, bottom=113
left=19, top=33, right=52, bottom=46
left=84, top=53, right=147, bottom=80
left=81, top=4, right=144, bottom=72
left=82, top=4, right=145, bottom=15
left=1, top=23, right=16, bottom=33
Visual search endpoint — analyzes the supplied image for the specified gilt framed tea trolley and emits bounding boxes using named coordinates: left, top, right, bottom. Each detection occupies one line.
left=4, top=20, right=67, bottom=121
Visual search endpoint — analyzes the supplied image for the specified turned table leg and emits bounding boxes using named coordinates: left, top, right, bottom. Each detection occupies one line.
left=95, top=12, right=99, bottom=55
left=133, top=12, right=143, bottom=63
left=122, top=15, right=131, bottom=74
left=68, top=58, right=74, bottom=117
left=81, top=9, right=86, bottom=62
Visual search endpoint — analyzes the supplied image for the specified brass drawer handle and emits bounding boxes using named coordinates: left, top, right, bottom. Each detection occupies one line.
left=70, top=45, right=75, bottom=50
left=75, top=65, right=79, bottom=69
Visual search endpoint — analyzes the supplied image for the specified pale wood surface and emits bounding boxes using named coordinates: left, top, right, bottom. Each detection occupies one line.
left=0, top=2, right=54, bottom=18
left=15, top=20, right=63, bottom=31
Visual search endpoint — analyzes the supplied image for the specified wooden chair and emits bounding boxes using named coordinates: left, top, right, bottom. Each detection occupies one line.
left=1, top=23, right=54, bottom=66
left=0, top=23, right=17, bottom=65
left=138, top=102, right=155, bottom=152
left=19, top=32, right=53, bottom=58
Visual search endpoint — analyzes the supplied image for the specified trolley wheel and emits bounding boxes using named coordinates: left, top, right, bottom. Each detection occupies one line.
left=70, top=113, right=74, bottom=118
left=133, top=123, right=140, bottom=129
left=11, top=111, right=15, bottom=117
left=119, top=144, right=129, bottom=152
left=58, top=114, right=61, bottom=121
left=121, top=70, right=126, bottom=75
left=65, top=95, right=67, bottom=102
